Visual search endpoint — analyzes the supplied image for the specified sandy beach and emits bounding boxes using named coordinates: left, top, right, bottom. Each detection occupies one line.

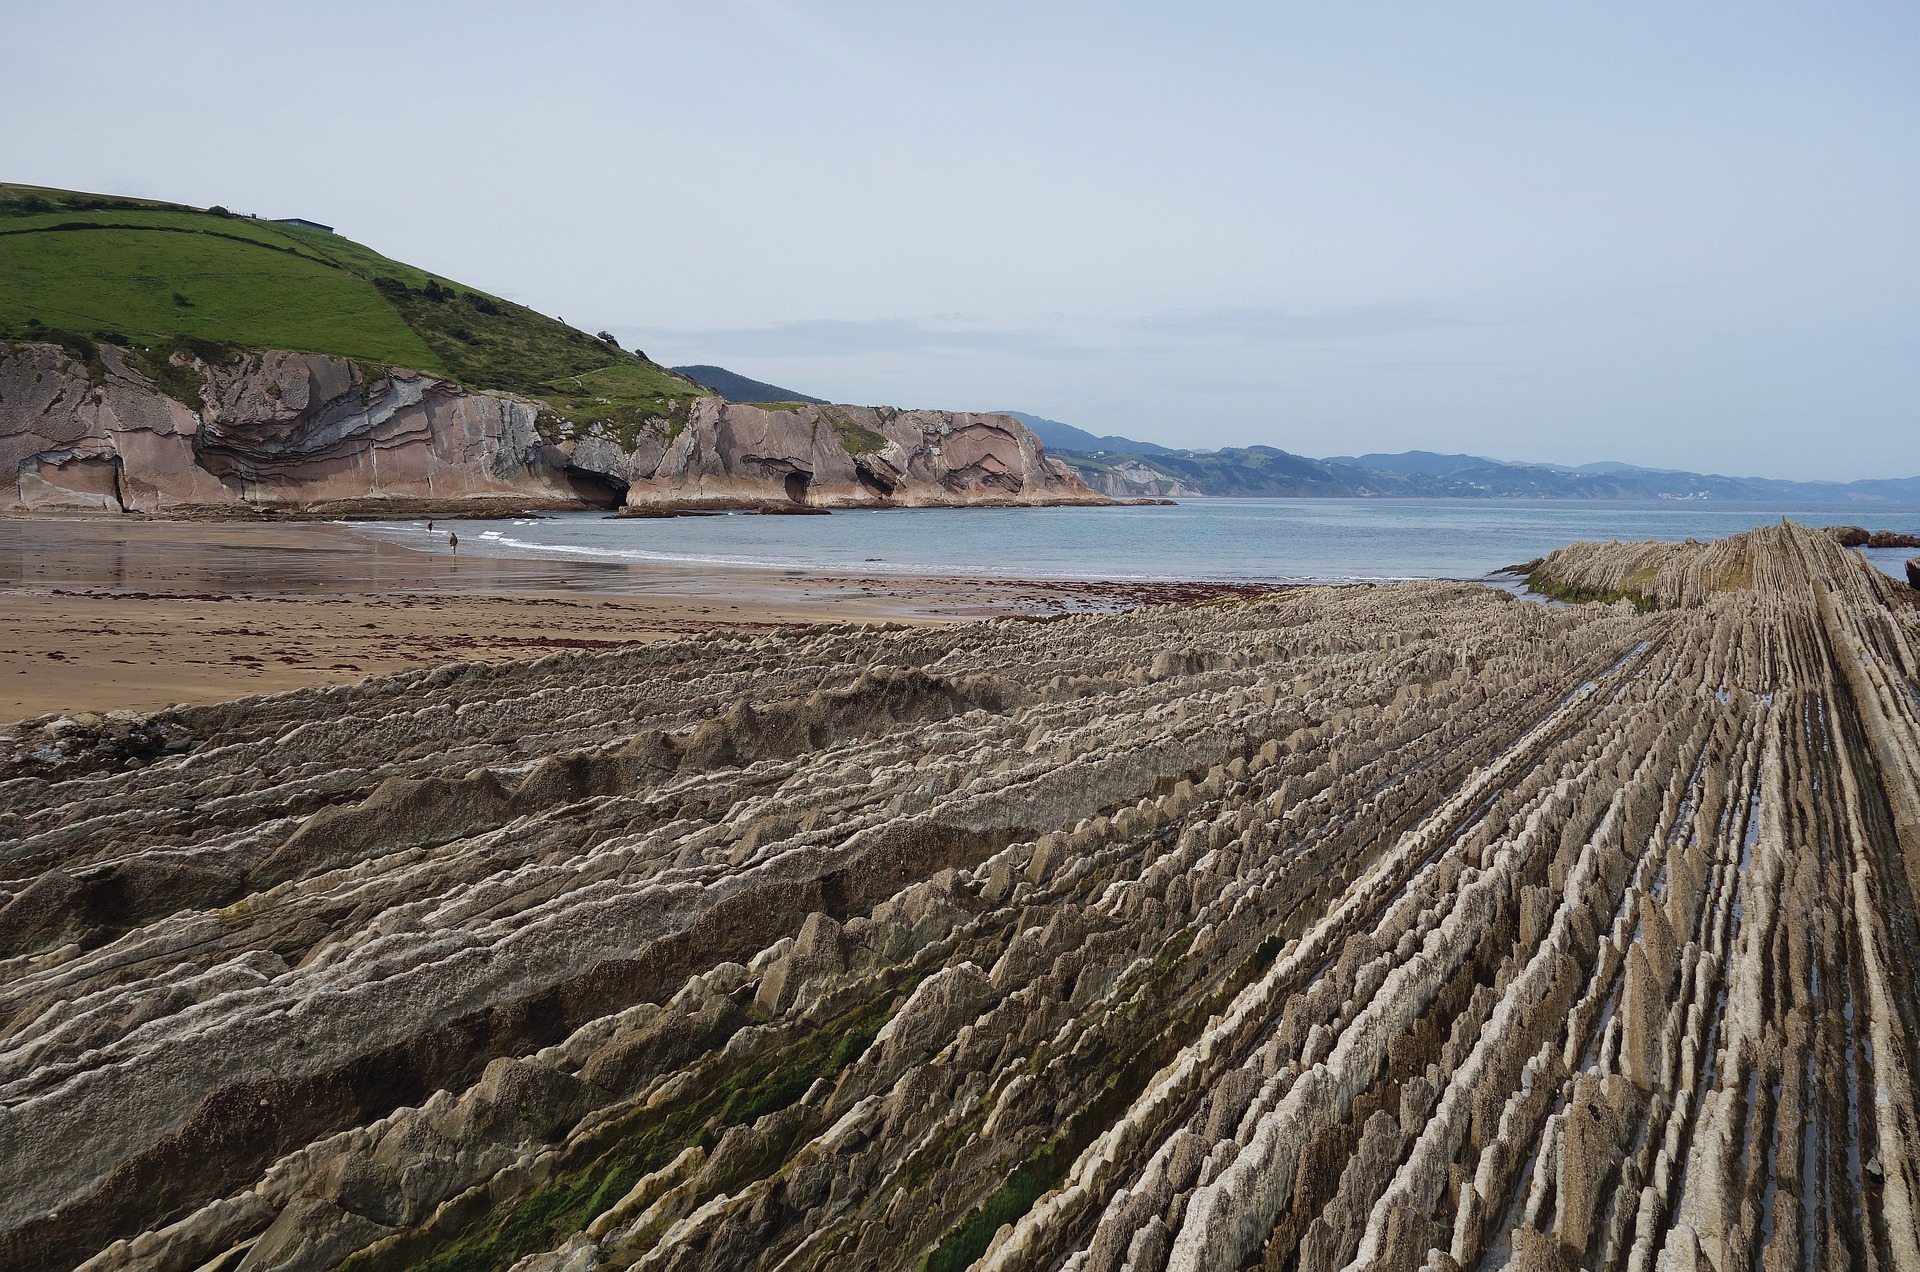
left=0, top=517, right=1275, bottom=720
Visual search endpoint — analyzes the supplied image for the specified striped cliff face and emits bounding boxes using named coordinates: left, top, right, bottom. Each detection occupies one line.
left=617, top=400, right=1106, bottom=513
left=0, top=342, right=1103, bottom=518
left=0, top=343, right=574, bottom=516
left=1, top=521, right=1916, bottom=1272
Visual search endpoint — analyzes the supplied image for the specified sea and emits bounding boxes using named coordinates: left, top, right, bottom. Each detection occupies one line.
left=354, top=498, right=1920, bottom=587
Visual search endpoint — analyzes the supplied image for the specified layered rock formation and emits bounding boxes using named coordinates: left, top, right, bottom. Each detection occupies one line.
left=601, top=400, right=1103, bottom=512
left=1047, top=457, right=1206, bottom=501
left=0, top=343, right=587, bottom=515
left=1824, top=525, right=1920, bottom=549
left=2, top=522, right=1917, bottom=1272
left=0, top=343, right=1100, bottom=515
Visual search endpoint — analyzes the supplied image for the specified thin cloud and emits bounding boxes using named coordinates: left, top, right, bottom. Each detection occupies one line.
left=731, top=0, right=868, bottom=76
left=631, top=317, right=1098, bottom=360
left=1131, top=302, right=1485, bottom=343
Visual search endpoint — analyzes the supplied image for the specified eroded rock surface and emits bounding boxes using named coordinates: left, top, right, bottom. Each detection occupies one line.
left=1825, top=526, right=1920, bottom=550
left=0, top=343, right=576, bottom=514
left=0, top=343, right=1101, bottom=516
left=613, top=399, right=1102, bottom=511
left=2, top=523, right=1916, bottom=1272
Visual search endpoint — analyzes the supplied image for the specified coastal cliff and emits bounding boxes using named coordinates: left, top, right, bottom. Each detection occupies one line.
left=0, top=342, right=577, bottom=514
left=1063, top=455, right=1208, bottom=499
left=0, top=341, right=1102, bottom=514
left=601, top=398, right=1104, bottom=511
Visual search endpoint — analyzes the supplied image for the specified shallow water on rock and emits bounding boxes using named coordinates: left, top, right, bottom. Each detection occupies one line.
left=353, top=498, right=1920, bottom=584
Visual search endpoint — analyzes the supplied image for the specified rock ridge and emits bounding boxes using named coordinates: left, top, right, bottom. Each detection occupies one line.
left=603, top=399, right=1104, bottom=512
left=0, top=343, right=1105, bottom=515
left=2, top=522, right=1915, bottom=1272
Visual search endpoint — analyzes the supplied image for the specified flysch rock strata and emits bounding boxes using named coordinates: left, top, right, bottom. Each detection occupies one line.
left=615, top=399, right=1104, bottom=512
left=0, top=344, right=581, bottom=515
left=0, top=343, right=1102, bottom=515
left=1, top=521, right=1916, bottom=1272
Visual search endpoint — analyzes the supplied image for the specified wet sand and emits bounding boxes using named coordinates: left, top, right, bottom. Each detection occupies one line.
left=0, top=518, right=1277, bottom=720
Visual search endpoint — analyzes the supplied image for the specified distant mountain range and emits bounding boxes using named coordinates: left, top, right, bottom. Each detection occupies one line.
left=1059, top=446, right=1920, bottom=503
left=670, top=366, right=1920, bottom=504
left=671, top=365, right=825, bottom=404
left=991, top=411, right=1178, bottom=457
left=1322, top=450, right=1508, bottom=477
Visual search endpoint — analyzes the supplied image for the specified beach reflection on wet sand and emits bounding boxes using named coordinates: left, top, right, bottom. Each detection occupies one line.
left=0, top=518, right=1280, bottom=720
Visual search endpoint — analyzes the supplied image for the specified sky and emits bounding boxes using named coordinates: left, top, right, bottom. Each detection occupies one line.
left=7, top=2, right=1917, bottom=479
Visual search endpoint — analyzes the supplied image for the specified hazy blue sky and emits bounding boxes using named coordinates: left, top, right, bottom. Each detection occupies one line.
left=9, top=2, right=1917, bottom=478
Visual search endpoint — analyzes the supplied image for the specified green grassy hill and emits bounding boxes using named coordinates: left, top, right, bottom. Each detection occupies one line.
left=0, top=182, right=707, bottom=432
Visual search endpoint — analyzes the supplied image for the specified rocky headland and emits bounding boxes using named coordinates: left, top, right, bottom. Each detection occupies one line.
left=0, top=342, right=1102, bottom=517
left=2, top=521, right=1917, bottom=1271
left=600, top=399, right=1102, bottom=513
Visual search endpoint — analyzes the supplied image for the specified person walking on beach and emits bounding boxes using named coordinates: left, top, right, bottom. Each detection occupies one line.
left=449, top=531, right=458, bottom=555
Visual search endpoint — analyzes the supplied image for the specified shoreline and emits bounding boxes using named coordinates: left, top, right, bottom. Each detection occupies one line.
left=0, top=489, right=1162, bottom=523
left=0, top=516, right=1284, bottom=722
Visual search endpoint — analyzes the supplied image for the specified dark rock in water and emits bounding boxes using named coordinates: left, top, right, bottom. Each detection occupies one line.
left=1825, top=526, right=1920, bottom=550
left=614, top=506, right=728, bottom=518
left=1908, top=556, right=1920, bottom=588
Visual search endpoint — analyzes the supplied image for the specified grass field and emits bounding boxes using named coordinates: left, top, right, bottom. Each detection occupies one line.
left=0, top=184, right=709, bottom=427
left=0, top=223, right=445, bottom=369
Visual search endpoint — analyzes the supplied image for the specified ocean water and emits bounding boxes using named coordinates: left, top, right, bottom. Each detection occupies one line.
left=356, top=499, right=1920, bottom=585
